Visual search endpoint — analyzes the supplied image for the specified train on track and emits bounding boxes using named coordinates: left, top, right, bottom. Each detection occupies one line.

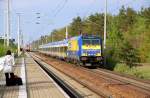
left=38, top=35, right=103, bottom=67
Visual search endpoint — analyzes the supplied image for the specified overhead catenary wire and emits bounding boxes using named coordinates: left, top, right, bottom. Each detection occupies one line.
left=13, top=12, right=54, bottom=45
left=52, top=0, right=66, bottom=14
left=81, top=0, right=97, bottom=18
left=32, top=0, right=141, bottom=47
left=53, top=0, right=68, bottom=17
left=29, top=0, right=68, bottom=41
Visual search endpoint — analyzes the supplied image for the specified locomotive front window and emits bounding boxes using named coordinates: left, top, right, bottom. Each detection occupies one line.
left=83, top=39, right=100, bottom=45
left=83, top=39, right=91, bottom=45
left=92, top=39, right=100, bottom=45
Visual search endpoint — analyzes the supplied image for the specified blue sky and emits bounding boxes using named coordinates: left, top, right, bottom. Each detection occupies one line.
left=0, top=0, right=149, bottom=44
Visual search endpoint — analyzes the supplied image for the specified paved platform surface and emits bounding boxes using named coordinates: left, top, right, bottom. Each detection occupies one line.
left=0, top=58, right=21, bottom=98
left=25, top=54, right=69, bottom=98
left=0, top=54, right=69, bottom=98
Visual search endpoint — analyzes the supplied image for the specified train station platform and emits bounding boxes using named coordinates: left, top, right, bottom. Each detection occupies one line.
left=0, top=54, right=69, bottom=98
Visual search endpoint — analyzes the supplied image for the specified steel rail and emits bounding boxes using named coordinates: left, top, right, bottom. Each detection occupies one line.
left=30, top=54, right=83, bottom=98
left=93, top=68, right=150, bottom=92
left=30, top=53, right=113, bottom=98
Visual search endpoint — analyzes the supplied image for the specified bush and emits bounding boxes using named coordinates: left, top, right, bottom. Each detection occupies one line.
left=114, top=63, right=150, bottom=79
left=119, top=41, right=140, bottom=67
left=104, top=48, right=118, bottom=70
left=0, top=43, right=17, bottom=57
left=114, top=63, right=130, bottom=73
left=0, top=45, right=7, bottom=57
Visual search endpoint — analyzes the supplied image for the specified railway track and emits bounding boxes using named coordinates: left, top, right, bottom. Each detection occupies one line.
left=29, top=53, right=83, bottom=98
left=31, top=52, right=150, bottom=98
left=92, top=68, right=150, bottom=92
left=30, top=54, right=113, bottom=98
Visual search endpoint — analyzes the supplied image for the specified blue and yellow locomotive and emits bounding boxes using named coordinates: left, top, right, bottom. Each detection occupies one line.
left=39, top=35, right=103, bottom=66
left=67, top=35, right=103, bottom=66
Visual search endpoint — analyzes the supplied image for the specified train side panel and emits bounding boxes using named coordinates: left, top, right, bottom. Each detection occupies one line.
left=67, top=36, right=81, bottom=61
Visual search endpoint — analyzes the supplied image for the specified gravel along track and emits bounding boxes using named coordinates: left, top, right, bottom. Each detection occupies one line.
left=31, top=52, right=150, bottom=98
left=92, top=68, right=150, bottom=92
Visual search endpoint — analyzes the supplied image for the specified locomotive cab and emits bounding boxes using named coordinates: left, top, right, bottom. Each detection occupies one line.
left=80, top=36, right=103, bottom=65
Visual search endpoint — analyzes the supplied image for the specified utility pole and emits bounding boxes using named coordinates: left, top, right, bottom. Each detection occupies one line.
left=38, top=40, right=40, bottom=49
left=6, top=0, right=10, bottom=46
left=4, top=11, right=6, bottom=46
left=6, top=0, right=11, bottom=47
left=17, top=13, right=21, bottom=56
left=66, top=26, right=68, bottom=39
left=46, top=36, right=48, bottom=43
left=104, top=0, right=107, bottom=49
left=21, top=32, right=24, bottom=50
left=104, top=0, right=107, bottom=65
left=51, top=33, right=53, bottom=42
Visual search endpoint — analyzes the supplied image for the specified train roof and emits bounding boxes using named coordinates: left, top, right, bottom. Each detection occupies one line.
left=70, top=35, right=101, bottom=40
left=69, top=35, right=82, bottom=40
left=39, top=35, right=102, bottom=49
left=39, top=39, right=68, bottom=49
left=82, top=35, right=101, bottom=39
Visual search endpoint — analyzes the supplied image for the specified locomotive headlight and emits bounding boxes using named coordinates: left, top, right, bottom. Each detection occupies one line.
left=96, top=50, right=101, bottom=56
left=82, top=53, right=87, bottom=56
left=96, top=53, right=101, bottom=56
left=97, top=57, right=102, bottom=60
left=82, top=50, right=87, bottom=56
left=96, top=53, right=100, bottom=56
left=81, top=57, right=87, bottom=60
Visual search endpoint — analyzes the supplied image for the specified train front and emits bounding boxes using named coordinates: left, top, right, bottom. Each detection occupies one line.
left=80, top=36, right=103, bottom=66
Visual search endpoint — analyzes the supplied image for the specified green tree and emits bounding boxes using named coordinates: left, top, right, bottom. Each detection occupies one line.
left=82, top=13, right=104, bottom=36
left=70, top=16, right=83, bottom=36
left=119, top=41, right=140, bottom=67
left=140, top=7, right=150, bottom=28
left=117, top=6, right=137, bottom=33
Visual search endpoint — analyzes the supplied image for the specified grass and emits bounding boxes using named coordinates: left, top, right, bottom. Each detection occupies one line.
left=114, top=63, right=150, bottom=80
left=134, top=65, right=150, bottom=79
